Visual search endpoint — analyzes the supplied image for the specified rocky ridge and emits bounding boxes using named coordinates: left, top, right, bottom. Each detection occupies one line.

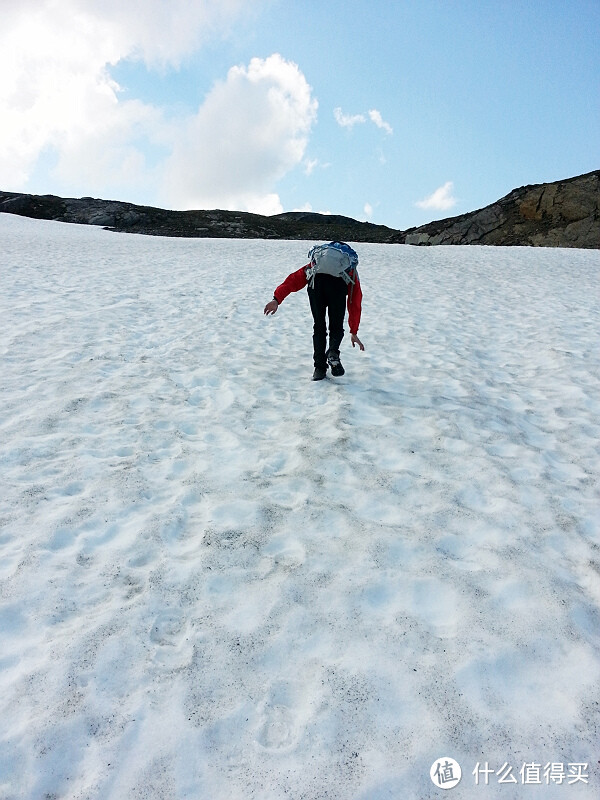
left=1, top=170, right=598, bottom=247
left=394, top=170, right=599, bottom=248
left=0, top=192, right=397, bottom=243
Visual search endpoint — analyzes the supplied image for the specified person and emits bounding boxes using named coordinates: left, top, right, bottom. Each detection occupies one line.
left=264, top=246, right=365, bottom=380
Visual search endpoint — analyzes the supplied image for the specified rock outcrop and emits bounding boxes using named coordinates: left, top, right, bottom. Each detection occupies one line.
left=395, top=170, right=599, bottom=248
left=1, top=170, right=598, bottom=247
left=0, top=192, right=398, bottom=243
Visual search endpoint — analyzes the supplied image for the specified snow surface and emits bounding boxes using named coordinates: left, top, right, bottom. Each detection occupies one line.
left=1, top=213, right=599, bottom=800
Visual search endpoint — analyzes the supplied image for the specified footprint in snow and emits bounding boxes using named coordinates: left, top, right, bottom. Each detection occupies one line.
left=149, top=609, right=193, bottom=669
left=256, top=704, right=298, bottom=752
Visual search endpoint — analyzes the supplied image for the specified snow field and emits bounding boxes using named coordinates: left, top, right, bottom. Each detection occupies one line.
left=1, top=214, right=599, bottom=799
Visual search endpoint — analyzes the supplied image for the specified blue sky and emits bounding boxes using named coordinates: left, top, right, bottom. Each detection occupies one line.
left=2, top=0, right=599, bottom=229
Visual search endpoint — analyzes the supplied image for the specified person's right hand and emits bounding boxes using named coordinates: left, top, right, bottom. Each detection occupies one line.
left=264, top=299, right=279, bottom=316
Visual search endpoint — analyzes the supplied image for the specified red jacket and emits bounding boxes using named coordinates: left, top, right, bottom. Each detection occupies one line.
left=273, top=264, right=363, bottom=334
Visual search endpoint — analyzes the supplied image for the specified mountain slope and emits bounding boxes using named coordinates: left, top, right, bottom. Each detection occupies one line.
left=0, top=192, right=398, bottom=243
left=1, top=169, right=598, bottom=247
left=394, top=170, right=599, bottom=248
left=2, top=214, right=600, bottom=798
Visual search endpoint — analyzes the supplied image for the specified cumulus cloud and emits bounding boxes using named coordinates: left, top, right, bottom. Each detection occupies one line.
left=0, top=1, right=317, bottom=214
left=334, top=107, right=392, bottom=134
left=163, top=54, right=318, bottom=213
left=415, top=181, right=457, bottom=211
left=0, top=1, right=252, bottom=187
left=84, top=0, right=251, bottom=67
left=364, top=202, right=373, bottom=218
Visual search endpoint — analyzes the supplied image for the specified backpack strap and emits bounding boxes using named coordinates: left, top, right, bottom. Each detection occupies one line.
left=348, top=267, right=356, bottom=305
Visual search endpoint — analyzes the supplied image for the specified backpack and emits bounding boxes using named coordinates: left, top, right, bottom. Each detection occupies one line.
left=306, top=241, right=359, bottom=289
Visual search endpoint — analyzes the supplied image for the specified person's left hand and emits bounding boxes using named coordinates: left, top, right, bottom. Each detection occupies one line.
left=351, top=333, right=365, bottom=351
left=264, top=299, right=279, bottom=315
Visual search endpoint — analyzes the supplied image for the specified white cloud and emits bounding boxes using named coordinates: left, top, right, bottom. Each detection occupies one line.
left=1, top=1, right=315, bottom=215
left=163, top=54, right=317, bottom=213
left=289, top=203, right=334, bottom=215
left=334, top=107, right=392, bottom=136
left=333, top=108, right=366, bottom=129
left=303, top=157, right=331, bottom=175
left=364, top=202, right=373, bottom=218
left=0, top=1, right=252, bottom=185
left=89, top=0, right=251, bottom=68
left=415, top=181, right=457, bottom=211
left=368, top=109, right=393, bottom=134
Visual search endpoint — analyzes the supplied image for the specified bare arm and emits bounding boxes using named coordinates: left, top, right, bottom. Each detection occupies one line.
left=351, top=333, right=365, bottom=351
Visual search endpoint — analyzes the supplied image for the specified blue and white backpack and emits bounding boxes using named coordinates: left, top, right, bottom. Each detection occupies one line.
left=306, top=241, right=359, bottom=289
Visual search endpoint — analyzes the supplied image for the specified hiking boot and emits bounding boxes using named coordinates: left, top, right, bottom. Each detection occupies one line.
left=327, top=351, right=345, bottom=376
left=312, top=366, right=327, bottom=381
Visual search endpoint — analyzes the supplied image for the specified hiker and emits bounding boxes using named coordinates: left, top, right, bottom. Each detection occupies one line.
left=264, top=241, right=365, bottom=380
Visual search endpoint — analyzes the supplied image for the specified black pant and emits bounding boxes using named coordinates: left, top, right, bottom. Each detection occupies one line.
left=307, top=274, right=348, bottom=369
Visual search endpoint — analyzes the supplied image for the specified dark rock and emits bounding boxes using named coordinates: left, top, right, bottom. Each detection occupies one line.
left=0, top=191, right=398, bottom=243
left=395, top=170, right=599, bottom=248
left=1, top=170, right=598, bottom=247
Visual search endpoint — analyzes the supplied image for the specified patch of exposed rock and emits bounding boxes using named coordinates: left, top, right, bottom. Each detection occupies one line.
left=1, top=170, right=598, bottom=247
left=0, top=193, right=398, bottom=243
left=394, top=170, right=599, bottom=248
